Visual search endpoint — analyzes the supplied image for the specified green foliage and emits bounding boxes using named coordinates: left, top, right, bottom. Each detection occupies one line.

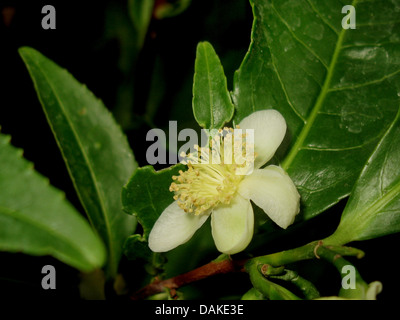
left=123, top=234, right=153, bottom=261
left=193, top=42, right=235, bottom=129
left=121, top=0, right=400, bottom=299
left=19, top=47, right=137, bottom=278
left=0, top=133, right=106, bottom=272
left=122, top=164, right=184, bottom=239
left=233, top=0, right=400, bottom=222
left=2, top=0, right=400, bottom=300
left=128, top=0, right=154, bottom=48
left=326, top=109, right=400, bottom=244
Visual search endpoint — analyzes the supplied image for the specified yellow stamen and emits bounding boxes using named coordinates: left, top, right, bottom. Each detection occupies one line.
left=171, top=127, right=255, bottom=215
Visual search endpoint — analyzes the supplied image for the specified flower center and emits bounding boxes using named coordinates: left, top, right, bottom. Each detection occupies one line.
left=170, top=127, right=255, bottom=215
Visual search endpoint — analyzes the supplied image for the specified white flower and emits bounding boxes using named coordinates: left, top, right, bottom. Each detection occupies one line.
left=148, top=109, right=300, bottom=254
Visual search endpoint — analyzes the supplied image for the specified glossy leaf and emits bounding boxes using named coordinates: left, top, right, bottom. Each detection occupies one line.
left=233, top=0, right=400, bottom=220
left=122, top=164, right=184, bottom=239
left=326, top=109, right=400, bottom=245
left=0, top=133, right=106, bottom=272
left=193, top=41, right=235, bottom=129
left=122, top=164, right=216, bottom=276
left=19, top=47, right=137, bottom=278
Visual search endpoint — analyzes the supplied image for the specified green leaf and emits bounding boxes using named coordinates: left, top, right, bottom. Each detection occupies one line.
left=123, top=234, right=153, bottom=261
left=326, top=108, right=400, bottom=245
left=233, top=0, right=400, bottom=220
left=193, top=41, right=235, bottom=129
left=0, top=133, right=106, bottom=272
left=19, top=47, right=137, bottom=278
left=128, top=0, right=154, bottom=48
left=122, top=164, right=184, bottom=239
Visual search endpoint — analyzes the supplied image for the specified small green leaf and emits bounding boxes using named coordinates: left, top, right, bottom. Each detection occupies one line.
left=233, top=0, right=400, bottom=221
left=19, top=47, right=137, bottom=278
left=128, top=0, right=154, bottom=48
left=0, top=133, right=106, bottom=272
left=193, top=41, right=234, bottom=129
left=326, top=109, right=400, bottom=245
left=123, top=234, right=153, bottom=261
left=122, top=164, right=184, bottom=239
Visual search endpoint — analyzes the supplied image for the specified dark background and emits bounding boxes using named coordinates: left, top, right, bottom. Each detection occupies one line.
left=0, top=0, right=398, bottom=300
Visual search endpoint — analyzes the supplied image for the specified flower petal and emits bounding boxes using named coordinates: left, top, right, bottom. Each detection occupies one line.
left=211, top=195, right=254, bottom=254
left=148, top=201, right=209, bottom=252
left=238, top=109, right=287, bottom=168
left=238, top=166, right=300, bottom=229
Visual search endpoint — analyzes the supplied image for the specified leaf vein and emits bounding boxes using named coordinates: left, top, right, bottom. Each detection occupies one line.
left=282, top=0, right=359, bottom=170
left=269, top=54, right=307, bottom=123
left=304, top=0, right=340, bottom=36
left=0, top=205, right=83, bottom=253
left=270, top=1, right=329, bottom=69
left=32, top=59, right=114, bottom=267
left=203, top=45, right=214, bottom=128
left=329, top=69, right=400, bottom=92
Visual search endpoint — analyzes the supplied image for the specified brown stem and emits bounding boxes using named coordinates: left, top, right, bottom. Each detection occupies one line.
left=130, top=258, right=247, bottom=300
